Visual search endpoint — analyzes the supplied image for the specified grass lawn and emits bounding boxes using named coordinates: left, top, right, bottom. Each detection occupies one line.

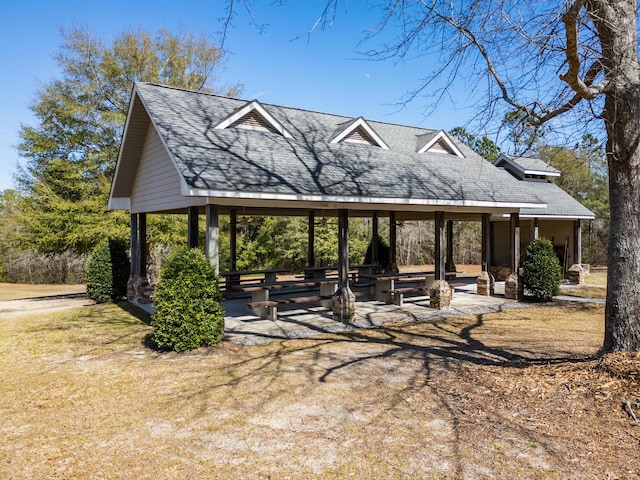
left=0, top=283, right=86, bottom=301
left=559, top=268, right=608, bottom=299
left=1, top=296, right=638, bottom=479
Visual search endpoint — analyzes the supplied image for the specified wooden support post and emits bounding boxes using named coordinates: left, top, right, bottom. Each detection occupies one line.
left=139, top=213, right=147, bottom=278
left=337, top=209, right=350, bottom=289
left=478, top=213, right=494, bottom=296
left=129, top=213, right=139, bottom=279
left=126, top=212, right=151, bottom=303
left=188, top=206, right=199, bottom=249
left=372, top=212, right=379, bottom=265
left=389, top=211, right=397, bottom=270
left=510, top=212, right=520, bottom=273
left=206, top=204, right=219, bottom=275
left=308, top=211, right=315, bottom=267
left=481, top=213, right=491, bottom=272
left=435, top=211, right=445, bottom=281
left=505, top=212, right=521, bottom=300
left=333, top=209, right=355, bottom=322
left=446, top=220, right=454, bottom=266
left=533, top=217, right=539, bottom=240
left=574, top=219, right=582, bottom=266
left=445, top=219, right=456, bottom=276
left=430, top=211, right=451, bottom=309
left=230, top=209, right=238, bottom=272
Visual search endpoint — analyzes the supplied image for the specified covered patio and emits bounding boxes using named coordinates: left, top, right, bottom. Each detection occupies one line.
left=109, top=83, right=592, bottom=323
left=221, top=277, right=522, bottom=345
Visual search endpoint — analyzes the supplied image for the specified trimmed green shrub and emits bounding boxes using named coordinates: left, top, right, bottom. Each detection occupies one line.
left=86, top=239, right=130, bottom=303
left=521, top=237, right=562, bottom=302
left=151, top=247, right=224, bottom=352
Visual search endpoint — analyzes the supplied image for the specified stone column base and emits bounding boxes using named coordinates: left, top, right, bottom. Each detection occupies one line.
left=127, top=275, right=152, bottom=304
left=430, top=280, right=452, bottom=310
left=477, top=271, right=495, bottom=296
left=504, top=273, right=521, bottom=300
left=332, top=286, right=356, bottom=323
left=567, top=264, right=586, bottom=285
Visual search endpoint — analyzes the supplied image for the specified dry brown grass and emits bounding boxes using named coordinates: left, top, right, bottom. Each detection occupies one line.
left=560, top=269, right=608, bottom=299
left=1, top=299, right=638, bottom=479
left=0, top=283, right=85, bottom=301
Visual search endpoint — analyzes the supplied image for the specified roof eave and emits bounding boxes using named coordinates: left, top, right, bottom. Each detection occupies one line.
left=186, top=187, right=545, bottom=210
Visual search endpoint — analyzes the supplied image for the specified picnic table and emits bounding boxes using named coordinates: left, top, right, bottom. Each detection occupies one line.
left=237, top=278, right=339, bottom=319
left=302, top=266, right=338, bottom=279
left=360, top=272, right=435, bottom=304
left=303, top=264, right=379, bottom=281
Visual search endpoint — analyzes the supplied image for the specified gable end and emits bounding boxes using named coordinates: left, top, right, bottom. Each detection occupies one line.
left=416, top=130, right=465, bottom=158
left=215, top=100, right=292, bottom=138
left=330, top=117, right=390, bottom=149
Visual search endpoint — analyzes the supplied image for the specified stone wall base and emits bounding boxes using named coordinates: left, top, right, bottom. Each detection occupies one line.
left=567, top=264, right=586, bottom=285
left=477, top=271, right=495, bottom=296
left=127, top=275, right=152, bottom=304
left=332, top=286, right=356, bottom=323
left=430, top=280, right=452, bottom=310
left=504, top=273, right=521, bottom=301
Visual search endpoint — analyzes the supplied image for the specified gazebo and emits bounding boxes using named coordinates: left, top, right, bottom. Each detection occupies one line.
left=109, top=83, right=593, bottom=321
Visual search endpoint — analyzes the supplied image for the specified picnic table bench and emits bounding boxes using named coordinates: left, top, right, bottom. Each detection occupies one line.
left=239, top=279, right=338, bottom=318
left=359, top=272, right=435, bottom=303
left=381, top=286, right=430, bottom=306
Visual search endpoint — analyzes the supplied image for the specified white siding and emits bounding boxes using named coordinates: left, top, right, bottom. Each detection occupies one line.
left=130, top=125, right=202, bottom=213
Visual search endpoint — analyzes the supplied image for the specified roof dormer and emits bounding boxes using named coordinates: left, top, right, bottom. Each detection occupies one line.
left=330, top=117, right=389, bottom=149
left=416, top=130, right=465, bottom=158
left=494, top=154, right=560, bottom=181
left=214, top=100, right=292, bottom=138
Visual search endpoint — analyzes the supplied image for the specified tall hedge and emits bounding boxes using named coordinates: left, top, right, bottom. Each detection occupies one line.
left=151, top=247, right=224, bottom=352
left=521, top=237, right=562, bottom=302
left=86, top=238, right=130, bottom=303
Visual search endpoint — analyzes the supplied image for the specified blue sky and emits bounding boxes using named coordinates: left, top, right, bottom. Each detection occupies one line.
left=0, top=0, right=478, bottom=192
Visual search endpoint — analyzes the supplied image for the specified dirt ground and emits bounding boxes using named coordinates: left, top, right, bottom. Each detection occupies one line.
left=1, top=283, right=639, bottom=479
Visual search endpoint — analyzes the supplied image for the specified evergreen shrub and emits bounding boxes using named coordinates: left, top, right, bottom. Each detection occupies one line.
left=521, top=237, right=562, bottom=302
left=86, top=239, right=130, bottom=303
left=151, top=247, right=224, bottom=352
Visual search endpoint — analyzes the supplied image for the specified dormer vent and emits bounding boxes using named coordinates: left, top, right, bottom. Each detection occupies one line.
left=214, top=100, right=292, bottom=138
left=330, top=117, right=389, bottom=149
left=416, top=130, right=465, bottom=158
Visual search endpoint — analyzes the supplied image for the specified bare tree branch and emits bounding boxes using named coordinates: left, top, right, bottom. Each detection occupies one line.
left=558, top=0, right=609, bottom=99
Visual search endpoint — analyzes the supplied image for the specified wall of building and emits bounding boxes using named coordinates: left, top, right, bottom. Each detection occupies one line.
left=491, top=218, right=577, bottom=271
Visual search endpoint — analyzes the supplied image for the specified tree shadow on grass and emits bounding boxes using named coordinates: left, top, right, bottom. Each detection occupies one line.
left=116, top=301, right=152, bottom=325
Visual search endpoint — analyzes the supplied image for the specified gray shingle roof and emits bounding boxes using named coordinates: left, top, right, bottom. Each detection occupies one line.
left=133, top=82, right=543, bottom=207
left=518, top=181, right=594, bottom=218
left=498, top=155, right=561, bottom=176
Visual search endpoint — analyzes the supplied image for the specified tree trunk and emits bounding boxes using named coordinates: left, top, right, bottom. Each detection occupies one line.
left=603, top=85, right=640, bottom=351
left=590, top=0, right=640, bottom=351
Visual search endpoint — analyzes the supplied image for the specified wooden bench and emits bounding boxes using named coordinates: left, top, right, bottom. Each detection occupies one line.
left=382, top=286, right=429, bottom=306
left=248, top=290, right=369, bottom=319
left=248, top=295, right=334, bottom=320
left=277, top=295, right=328, bottom=304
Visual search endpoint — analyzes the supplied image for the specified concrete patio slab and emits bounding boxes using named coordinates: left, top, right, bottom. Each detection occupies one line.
left=222, top=280, right=524, bottom=345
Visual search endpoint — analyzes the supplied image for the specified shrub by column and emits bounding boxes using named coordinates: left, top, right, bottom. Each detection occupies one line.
left=151, top=247, right=224, bottom=352
left=521, top=238, right=562, bottom=302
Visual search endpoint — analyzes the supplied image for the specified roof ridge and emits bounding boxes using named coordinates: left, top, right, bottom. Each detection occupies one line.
left=136, top=82, right=440, bottom=136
